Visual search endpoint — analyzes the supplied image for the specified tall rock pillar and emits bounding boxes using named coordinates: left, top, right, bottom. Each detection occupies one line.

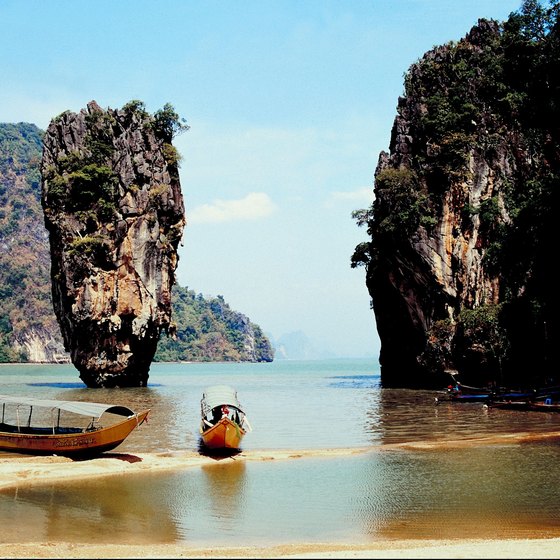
left=41, top=100, right=186, bottom=387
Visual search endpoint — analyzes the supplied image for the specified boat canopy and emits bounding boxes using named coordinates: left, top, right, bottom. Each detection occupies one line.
left=0, top=395, right=136, bottom=419
left=201, top=385, right=244, bottom=416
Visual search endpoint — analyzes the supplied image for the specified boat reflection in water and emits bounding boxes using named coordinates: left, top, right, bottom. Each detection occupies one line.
left=200, top=460, right=248, bottom=530
left=1, top=474, right=182, bottom=545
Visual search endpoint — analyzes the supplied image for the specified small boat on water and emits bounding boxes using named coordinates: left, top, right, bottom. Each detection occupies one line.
left=445, top=387, right=537, bottom=404
left=446, top=383, right=492, bottom=402
left=442, top=371, right=494, bottom=402
left=0, top=394, right=150, bottom=457
left=489, top=400, right=531, bottom=411
left=200, top=385, right=251, bottom=451
left=490, top=398, right=560, bottom=413
left=528, top=400, right=560, bottom=412
left=441, top=371, right=537, bottom=403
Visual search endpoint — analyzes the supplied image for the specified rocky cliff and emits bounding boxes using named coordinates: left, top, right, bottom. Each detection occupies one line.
left=41, top=101, right=186, bottom=387
left=353, top=9, right=556, bottom=389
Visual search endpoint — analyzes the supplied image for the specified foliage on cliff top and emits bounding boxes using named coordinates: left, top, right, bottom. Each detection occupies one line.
left=41, top=101, right=189, bottom=278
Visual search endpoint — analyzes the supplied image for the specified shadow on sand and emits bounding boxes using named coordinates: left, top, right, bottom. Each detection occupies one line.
left=197, top=439, right=243, bottom=461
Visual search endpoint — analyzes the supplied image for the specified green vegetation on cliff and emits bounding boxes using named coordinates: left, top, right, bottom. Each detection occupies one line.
left=155, top=288, right=273, bottom=362
left=353, top=0, right=557, bottom=387
left=0, top=123, right=56, bottom=362
left=0, top=121, right=273, bottom=364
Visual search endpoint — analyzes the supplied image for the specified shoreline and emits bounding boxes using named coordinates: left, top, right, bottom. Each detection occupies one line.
left=1, top=450, right=560, bottom=558
left=2, top=538, right=560, bottom=558
left=0, top=447, right=373, bottom=491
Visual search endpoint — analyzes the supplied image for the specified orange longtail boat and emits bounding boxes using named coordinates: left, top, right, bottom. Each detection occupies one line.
left=0, top=394, right=149, bottom=457
left=199, top=385, right=252, bottom=450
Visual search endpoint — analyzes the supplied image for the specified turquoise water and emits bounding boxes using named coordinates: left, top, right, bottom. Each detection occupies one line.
left=1, top=358, right=560, bottom=546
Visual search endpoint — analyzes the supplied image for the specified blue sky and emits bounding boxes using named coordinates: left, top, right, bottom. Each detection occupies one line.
left=0, top=0, right=522, bottom=358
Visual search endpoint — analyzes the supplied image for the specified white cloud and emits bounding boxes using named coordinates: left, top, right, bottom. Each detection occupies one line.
left=187, top=192, right=276, bottom=224
left=175, top=114, right=386, bottom=208
left=324, top=187, right=373, bottom=208
left=331, top=187, right=373, bottom=202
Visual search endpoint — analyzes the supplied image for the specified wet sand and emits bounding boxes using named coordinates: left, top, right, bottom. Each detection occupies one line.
left=1, top=448, right=560, bottom=558
left=1, top=539, right=560, bottom=558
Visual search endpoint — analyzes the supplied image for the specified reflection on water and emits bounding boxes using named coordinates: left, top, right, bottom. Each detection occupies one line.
left=4, top=360, right=560, bottom=452
left=200, top=460, right=247, bottom=523
left=358, top=442, right=560, bottom=541
left=371, top=387, right=560, bottom=447
left=1, top=472, right=181, bottom=544
left=1, top=359, right=560, bottom=546
left=2, top=445, right=560, bottom=546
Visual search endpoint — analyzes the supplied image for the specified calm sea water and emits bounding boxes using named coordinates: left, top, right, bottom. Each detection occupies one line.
left=1, top=358, right=560, bottom=547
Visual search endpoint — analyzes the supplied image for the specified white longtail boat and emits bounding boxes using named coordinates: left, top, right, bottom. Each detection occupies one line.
left=0, top=394, right=149, bottom=457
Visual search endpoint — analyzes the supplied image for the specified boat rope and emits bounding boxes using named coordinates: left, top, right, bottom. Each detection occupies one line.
left=135, top=411, right=149, bottom=426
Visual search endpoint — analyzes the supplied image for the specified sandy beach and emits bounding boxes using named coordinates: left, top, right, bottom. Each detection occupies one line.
left=1, top=449, right=559, bottom=559
left=2, top=539, right=560, bottom=559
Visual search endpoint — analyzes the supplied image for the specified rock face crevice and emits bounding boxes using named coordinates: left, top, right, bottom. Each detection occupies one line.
left=41, top=101, right=186, bottom=387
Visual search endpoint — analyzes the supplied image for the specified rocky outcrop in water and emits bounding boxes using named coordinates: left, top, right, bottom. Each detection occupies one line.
left=41, top=101, right=186, bottom=387
left=353, top=12, right=556, bottom=389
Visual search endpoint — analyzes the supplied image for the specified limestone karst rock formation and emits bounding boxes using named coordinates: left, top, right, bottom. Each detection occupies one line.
left=354, top=17, right=555, bottom=389
left=41, top=100, right=186, bottom=387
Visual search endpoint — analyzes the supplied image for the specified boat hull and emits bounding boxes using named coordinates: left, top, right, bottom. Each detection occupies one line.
left=490, top=400, right=530, bottom=411
left=200, top=417, right=246, bottom=450
left=491, top=401, right=560, bottom=413
left=0, top=409, right=150, bottom=457
left=449, top=393, right=491, bottom=402
left=529, top=402, right=560, bottom=412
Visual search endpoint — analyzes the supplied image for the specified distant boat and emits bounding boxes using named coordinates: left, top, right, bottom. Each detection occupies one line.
left=447, top=391, right=492, bottom=403
left=488, top=400, right=531, bottom=411
left=490, top=399, right=560, bottom=413
left=441, top=371, right=536, bottom=403
left=528, top=400, right=560, bottom=412
left=0, top=394, right=149, bottom=457
left=442, top=377, right=560, bottom=409
left=199, top=385, right=251, bottom=450
left=442, top=371, right=493, bottom=402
